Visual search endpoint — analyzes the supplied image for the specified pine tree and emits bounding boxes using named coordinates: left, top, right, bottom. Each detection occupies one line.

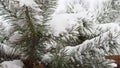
left=0, top=0, right=120, bottom=68
left=0, top=0, right=56, bottom=68
left=48, top=0, right=120, bottom=68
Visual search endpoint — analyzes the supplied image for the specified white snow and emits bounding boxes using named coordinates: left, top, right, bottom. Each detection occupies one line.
left=108, top=63, right=117, bottom=68
left=17, top=0, right=41, bottom=11
left=63, top=46, right=76, bottom=55
left=41, top=52, right=53, bottom=63
left=0, top=18, right=12, bottom=36
left=9, top=31, right=23, bottom=44
left=0, top=43, right=20, bottom=56
left=48, top=0, right=120, bottom=58
left=0, top=60, right=24, bottom=68
left=49, top=14, right=79, bottom=36
left=0, top=0, right=120, bottom=68
left=18, top=0, right=37, bottom=7
left=49, top=0, right=113, bottom=36
left=55, top=0, right=112, bottom=15
left=97, top=23, right=120, bottom=33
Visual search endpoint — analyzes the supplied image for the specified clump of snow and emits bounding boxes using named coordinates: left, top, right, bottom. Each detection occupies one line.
left=63, top=46, right=76, bottom=55
left=55, top=0, right=112, bottom=15
left=108, top=63, right=117, bottom=68
left=9, top=31, right=23, bottom=44
left=17, top=0, right=41, bottom=11
left=63, top=22, right=120, bottom=55
left=48, top=0, right=113, bottom=36
left=0, top=43, right=20, bottom=56
left=97, top=23, right=120, bottom=33
left=49, top=12, right=98, bottom=36
left=0, top=60, right=24, bottom=68
left=41, top=52, right=53, bottom=63
left=18, top=0, right=37, bottom=7
left=49, top=14, right=79, bottom=36
left=0, top=20, right=13, bottom=36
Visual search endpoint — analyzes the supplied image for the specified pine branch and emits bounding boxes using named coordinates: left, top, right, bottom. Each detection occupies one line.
left=24, top=6, right=40, bottom=61
left=0, top=0, right=17, bottom=18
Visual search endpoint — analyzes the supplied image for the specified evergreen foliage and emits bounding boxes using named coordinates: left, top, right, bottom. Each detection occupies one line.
left=0, top=0, right=120, bottom=68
